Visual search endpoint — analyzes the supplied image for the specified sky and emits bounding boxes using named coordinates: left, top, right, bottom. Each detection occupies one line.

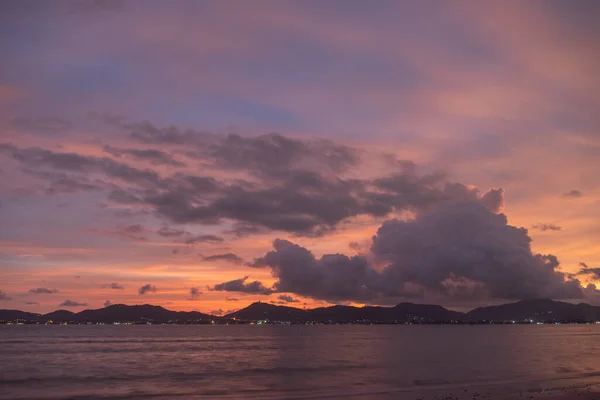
left=1, top=0, right=599, bottom=314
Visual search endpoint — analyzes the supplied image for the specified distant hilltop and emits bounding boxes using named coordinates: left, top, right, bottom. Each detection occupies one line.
left=2, top=299, right=600, bottom=325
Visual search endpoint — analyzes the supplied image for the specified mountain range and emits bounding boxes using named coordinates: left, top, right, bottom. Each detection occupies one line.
left=0, top=304, right=213, bottom=324
left=2, top=299, right=600, bottom=324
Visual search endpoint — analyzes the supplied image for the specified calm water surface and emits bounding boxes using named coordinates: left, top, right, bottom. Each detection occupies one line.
left=1, top=325, right=600, bottom=399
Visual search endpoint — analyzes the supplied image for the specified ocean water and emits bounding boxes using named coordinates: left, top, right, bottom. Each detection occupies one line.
left=1, top=325, right=600, bottom=400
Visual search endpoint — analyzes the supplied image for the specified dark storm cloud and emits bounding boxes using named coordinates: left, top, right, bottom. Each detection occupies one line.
left=277, top=294, right=300, bottom=303
left=103, top=145, right=186, bottom=167
left=12, top=116, right=72, bottom=132
left=104, top=300, right=112, bottom=307
left=578, top=263, right=600, bottom=279
left=184, top=234, right=224, bottom=245
left=138, top=284, right=157, bottom=295
left=189, top=287, right=202, bottom=300
left=29, top=287, right=58, bottom=294
left=59, top=300, right=88, bottom=307
left=251, top=199, right=594, bottom=303
left=532, top=223, right=562, bottom=231
left=0, top=137, right=508, bottom=237
left=102, top=283, right=124, bottom=290
left=1, top=141, right=425, bottom=236
left=157, top=227, right=187, bottom=237
left=0, top=290, right=11, bottom=300
left=564, top=190, right=583, bottom=198
left=210, top=276, right=274, bottom=295
left=147, top=175, right=490, bottom=237
left=201, top=253, right=244, bottom=264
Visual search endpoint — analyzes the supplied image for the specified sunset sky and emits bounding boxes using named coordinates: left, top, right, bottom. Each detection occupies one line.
left=1, top=0, right=599, bottom=314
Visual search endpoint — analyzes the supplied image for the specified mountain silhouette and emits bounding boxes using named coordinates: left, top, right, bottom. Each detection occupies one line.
left=467, top=299, right=600, bottom=322
left=2, top=299, right=600, bottom=324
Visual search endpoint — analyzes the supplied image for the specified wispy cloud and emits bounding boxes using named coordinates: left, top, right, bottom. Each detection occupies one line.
left=189, top=287, right=202, bottom=300
left=102, top=283, right=124, bottom=290
left=59, top=300, right=88, bottom=307
left=138, top=284, right=157, bottom=295
left=532, top=223, right=562, bottom=232
left=564, top=190, right=583, bottom=198
left=29, top=287, right=58, bottom=294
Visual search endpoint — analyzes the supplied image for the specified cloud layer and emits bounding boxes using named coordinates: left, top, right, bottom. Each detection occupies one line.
left=1, top=1, right=600, bottom=312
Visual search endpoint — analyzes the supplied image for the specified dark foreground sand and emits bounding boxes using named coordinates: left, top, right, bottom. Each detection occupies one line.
left=318, top=381, right=600, bottom=400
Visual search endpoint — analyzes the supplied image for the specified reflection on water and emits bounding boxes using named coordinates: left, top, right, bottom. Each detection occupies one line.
left=1, top=325, right=600, bottom=399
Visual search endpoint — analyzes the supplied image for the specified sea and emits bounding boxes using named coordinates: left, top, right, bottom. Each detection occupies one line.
left=1, top=325, right=600, bottom=400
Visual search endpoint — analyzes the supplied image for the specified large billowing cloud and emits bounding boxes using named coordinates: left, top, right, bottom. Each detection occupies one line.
left=244, top=197, right=595, bottom=303
left=370, top=201, right=582, bottom=300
